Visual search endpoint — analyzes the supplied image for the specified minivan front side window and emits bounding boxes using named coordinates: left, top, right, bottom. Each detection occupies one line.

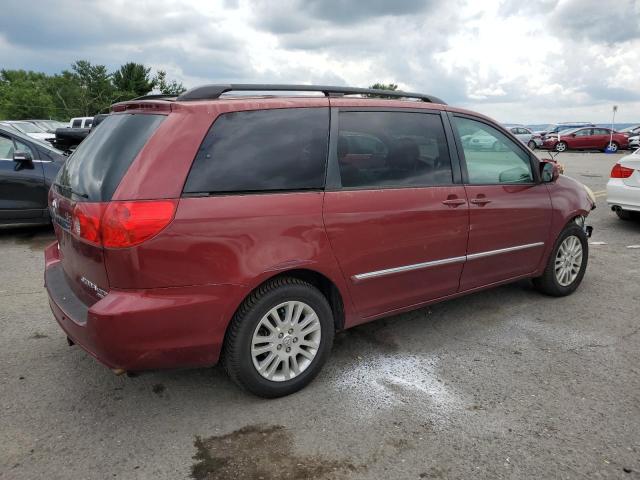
left=453, top=117, right=533, bottom=184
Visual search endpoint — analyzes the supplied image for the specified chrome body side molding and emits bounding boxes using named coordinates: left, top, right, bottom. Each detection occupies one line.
left=351, top=242, right=545, bottom=282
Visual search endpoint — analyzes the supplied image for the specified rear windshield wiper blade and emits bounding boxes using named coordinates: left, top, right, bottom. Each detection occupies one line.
left=54, top=184, right=89, bottom=199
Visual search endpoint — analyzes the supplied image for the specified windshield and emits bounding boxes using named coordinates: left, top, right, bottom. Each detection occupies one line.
left=621, top=125, right=640, bottom=133
left=559, top=128, right=580, bottom=135
left=12, top=122, right=45, bottom=134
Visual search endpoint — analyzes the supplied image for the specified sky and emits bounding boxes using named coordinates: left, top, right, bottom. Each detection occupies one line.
left=0, top=0, right=639, bottom=124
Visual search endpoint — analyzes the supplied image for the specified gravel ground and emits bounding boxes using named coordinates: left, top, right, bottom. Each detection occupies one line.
left=1, top=151, right=639, bottom=480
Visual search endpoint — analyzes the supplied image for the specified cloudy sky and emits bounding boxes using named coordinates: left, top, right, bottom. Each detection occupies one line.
left=1, top=0, right=639, bottom=123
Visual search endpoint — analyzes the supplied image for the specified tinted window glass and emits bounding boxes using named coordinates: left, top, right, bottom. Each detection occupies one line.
left=337, top=111, right=452, bottom=188
left=72, top=119, right=81, bottom=128
left=55, top=114, right=165, bottom=201
left=184, top=108, right=328, bottom=193
left=574, top=129, right=592, bottom=136
left=453, top=116, right=533, bottom=184
left=594, top=128, right=609, bottom=135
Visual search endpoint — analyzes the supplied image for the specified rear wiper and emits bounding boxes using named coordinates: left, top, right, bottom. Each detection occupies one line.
left=54, top=184, right=89, bottom=199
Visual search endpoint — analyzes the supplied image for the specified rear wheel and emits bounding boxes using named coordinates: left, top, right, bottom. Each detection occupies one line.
left=533, top=223, right=588, bottom=296
left=527, top=140, right=536, bottom=150
left=555, top=141, right=567, bottom=152
left=605, top=142, right=619, bottom=153
left=223, top=277, right=334, bottom=398
left=616, top=209, right=635, bottom=220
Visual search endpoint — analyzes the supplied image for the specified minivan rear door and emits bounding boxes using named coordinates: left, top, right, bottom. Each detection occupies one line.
left=50, top=113, right=166, bottom=305
left=323, top=108, right=468, bottom=320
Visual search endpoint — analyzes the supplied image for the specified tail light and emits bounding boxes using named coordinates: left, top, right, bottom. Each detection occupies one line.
left=69, top=200, right=177, bottom=248
left=610, top=164, right=635, bottom=179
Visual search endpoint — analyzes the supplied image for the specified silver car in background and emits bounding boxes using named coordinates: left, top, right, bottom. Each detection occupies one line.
left=504, top=124, right=542, bottom=150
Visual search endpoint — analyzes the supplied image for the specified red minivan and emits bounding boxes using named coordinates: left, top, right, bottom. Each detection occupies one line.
left=45, top=84, right=596, bottom=397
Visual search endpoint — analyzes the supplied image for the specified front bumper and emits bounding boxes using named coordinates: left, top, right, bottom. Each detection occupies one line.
left=44, top=242, right=246, bottom=371
left=606, top=179, right=640, bottom=212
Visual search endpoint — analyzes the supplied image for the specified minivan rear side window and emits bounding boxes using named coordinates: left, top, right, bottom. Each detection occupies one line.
left=183, top=108, right=328, bottom=194
left=55, top=114, right=165, bottom=201
left=337, top=111, right=453, bottom=188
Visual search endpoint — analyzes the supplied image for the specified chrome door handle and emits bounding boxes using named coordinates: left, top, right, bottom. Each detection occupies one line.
left=470, top=198, right=491, bottom=205
left=442, top=198, right=466, bottom=207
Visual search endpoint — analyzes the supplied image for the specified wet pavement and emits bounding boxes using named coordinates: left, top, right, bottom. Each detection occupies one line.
left=1, top=151, right=639, bottom=479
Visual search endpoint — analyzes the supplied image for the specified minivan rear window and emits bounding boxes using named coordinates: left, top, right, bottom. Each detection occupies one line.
left=55, top=114, right=165, bottom=202
left=183, top=108, right=328, bottom=194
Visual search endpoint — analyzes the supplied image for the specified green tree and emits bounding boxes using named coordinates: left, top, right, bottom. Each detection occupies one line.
left=71, top=60, right=117, bottom=115
left=367, top=83, right=399, bottom=98
left=154, top=70, right=186, bottom=95
left=112, top=62, right=156, bottom=98
left=0, top=69, right=55, bottom=119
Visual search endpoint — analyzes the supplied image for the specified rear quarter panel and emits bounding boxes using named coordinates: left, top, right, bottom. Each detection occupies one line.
left=103, top=192, right=358, bottom=325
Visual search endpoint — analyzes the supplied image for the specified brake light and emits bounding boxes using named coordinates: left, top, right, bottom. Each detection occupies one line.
left=66, top=200, right=177, bottom=248
left=72, top=203, right=105, bottom=245
left=610, top=164, right=635, bottom=178
left=101, top=200, right=177, bottom=248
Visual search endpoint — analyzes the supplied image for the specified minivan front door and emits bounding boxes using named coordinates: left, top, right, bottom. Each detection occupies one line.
left=323, top=109, right=468, bottom=320
left=450, top=115, right=552, bottom=291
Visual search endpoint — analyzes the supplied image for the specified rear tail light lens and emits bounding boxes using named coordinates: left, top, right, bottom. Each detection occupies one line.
left=65, top=199, right=177, bottom=248
left=610, top=164, right=635, bottom=178
left=73, top=203, right=105, bottom=245
left=102, top=200, right=177, bottom=248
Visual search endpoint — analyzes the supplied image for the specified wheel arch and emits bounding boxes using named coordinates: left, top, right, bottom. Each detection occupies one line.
left=226, top=267, right=348, bottom=336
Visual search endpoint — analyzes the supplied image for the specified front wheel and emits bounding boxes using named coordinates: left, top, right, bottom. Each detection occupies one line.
left=533, top=223, right=588, bottom=296
left=555, top=141, right=567, bottom=152
left=223, top=277, right=334, bottom=398
left=528, top=140, right=537, bottom=150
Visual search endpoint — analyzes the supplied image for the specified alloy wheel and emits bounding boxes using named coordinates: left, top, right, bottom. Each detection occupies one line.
left=251, top=301, right=321, bottom=382
left=554, top=235, right=583, bottom=286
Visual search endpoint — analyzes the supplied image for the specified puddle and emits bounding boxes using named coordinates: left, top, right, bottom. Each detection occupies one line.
left=191, top=425, right=360, bottom=479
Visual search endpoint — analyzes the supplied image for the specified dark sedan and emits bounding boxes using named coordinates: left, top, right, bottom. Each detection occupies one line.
left=0, top=125, right=66, bottom=227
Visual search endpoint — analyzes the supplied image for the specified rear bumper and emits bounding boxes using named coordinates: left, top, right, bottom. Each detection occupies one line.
left=44, top=242, right=247, bottom=371
left=606, top=179, right=640, bottom=212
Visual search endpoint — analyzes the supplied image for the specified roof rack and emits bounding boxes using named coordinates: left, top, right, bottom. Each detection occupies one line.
left=131, top=94, right=178, bottom=101
left=173, top=84, right=446, bottom=105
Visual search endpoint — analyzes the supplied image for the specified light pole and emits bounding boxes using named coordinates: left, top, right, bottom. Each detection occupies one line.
left=609, top=105, right=618, bottom=150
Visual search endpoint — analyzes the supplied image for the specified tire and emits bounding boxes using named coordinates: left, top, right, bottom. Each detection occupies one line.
left=533, top=223, right=588, bottom=297
left=527, top=140, right=536, bottom=150
left=555, top=141, right=567, bottom=152
left=605, top=142, right=619, bottom=153
left=223, top=277, right=334, bottom=398
left=616, top=209, right=634, bottom=220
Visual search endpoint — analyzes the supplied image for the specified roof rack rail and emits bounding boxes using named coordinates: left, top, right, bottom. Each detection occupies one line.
left=175, top=84, right=446, bottom=105
left=131, top=94, right=178, bottom=101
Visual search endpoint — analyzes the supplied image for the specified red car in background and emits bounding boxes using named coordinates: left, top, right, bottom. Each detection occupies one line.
left=543, top=127, right=629, bottom=153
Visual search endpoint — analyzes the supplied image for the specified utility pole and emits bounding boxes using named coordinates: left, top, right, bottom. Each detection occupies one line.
left=609, top=105, right=618, bottom=149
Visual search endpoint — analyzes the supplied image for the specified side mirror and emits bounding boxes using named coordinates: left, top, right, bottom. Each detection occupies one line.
left=571, top=133, right=576, bottom=137
left=13, top=150, right=33, bottom=163
left=540, top=160, right=560, bottom=183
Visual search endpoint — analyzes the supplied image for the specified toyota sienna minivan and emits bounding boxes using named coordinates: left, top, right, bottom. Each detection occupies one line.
left=45, top=84, right=596, bottom=397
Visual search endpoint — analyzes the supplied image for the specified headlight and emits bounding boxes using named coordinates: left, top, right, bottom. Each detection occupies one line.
left=584, top=185, right=596, bottom=206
